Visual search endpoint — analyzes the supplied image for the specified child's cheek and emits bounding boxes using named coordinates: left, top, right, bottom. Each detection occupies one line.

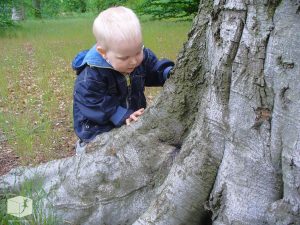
left=138, top=55, right=144, bottom=64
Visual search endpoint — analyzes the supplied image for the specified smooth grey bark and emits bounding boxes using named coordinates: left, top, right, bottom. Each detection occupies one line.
left=1, top=0, right=300, bottom=224
left=208, top=0, right=300, bottom=224
left=11, top=7, right=25, bottom=21
left=11, top=1, right=25, bottom=21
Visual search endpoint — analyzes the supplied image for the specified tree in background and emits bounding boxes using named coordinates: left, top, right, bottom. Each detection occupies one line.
left=1, top=0, right=198, bottom=22
left=63, top=0, right=86, bottom=13
left=0, top=0, right=25, bottom=30
left=39, top=0, right=62, bottom=17
left=137, top=0, right=199, bottom=19
left=0, top=0, right=133, bottom=21
left=11, top=0, right=25, bottom=21
left=32, top=0, right=42, bottom=18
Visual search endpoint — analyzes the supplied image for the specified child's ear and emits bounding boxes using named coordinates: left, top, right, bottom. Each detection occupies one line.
left=96, top=45, right=107, bottom=58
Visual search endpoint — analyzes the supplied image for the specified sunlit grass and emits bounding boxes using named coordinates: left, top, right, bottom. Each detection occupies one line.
left=0, top=15, right=191, bottom=166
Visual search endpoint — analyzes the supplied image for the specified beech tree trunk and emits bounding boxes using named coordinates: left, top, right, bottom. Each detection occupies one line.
left=32, top=0, right=42, bottom=18
left=1, top=0, right=300, bottom=224
left=11, top=6, right=25, bottom=21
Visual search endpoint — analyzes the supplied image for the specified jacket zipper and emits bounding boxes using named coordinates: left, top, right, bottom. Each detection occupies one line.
left=126, top=75, right=131, bottom=109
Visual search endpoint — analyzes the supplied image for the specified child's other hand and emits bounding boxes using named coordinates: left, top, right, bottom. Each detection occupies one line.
left=126, top=108, right=144, bottom=125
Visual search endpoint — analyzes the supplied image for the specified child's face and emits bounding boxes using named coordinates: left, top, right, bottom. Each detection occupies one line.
left=103, top=38, right=144, bottom=74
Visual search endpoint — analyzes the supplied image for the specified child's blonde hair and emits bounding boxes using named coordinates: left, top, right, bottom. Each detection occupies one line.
left=93, top=6, right=142, bottom=50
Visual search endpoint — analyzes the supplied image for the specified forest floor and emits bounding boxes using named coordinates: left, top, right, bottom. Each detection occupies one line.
left=0, top=129, right=75, bottom=176
left=0, top=131, right=19, bottom=175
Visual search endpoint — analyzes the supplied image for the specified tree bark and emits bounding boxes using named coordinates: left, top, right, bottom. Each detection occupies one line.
left=11, top=0, right=25, bottom=21
left=1, top=0, right=300, bottom=224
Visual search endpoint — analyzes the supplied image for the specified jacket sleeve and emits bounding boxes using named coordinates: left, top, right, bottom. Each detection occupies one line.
left=74, top=67, right=133, bottom=127
left=143, top=48, right=174, bottom=87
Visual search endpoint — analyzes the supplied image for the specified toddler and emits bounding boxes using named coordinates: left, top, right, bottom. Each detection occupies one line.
left=72, top=6, right=174, bottom=153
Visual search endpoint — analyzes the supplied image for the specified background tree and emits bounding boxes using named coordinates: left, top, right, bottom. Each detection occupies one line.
left=32, top=0, right=41, bottom=18
left=2, top=0, right=196, bottom=22
left=1, top=0, right=300, bottom=224
left=11, top=0, right=25, bottom=21
left=39, top=0, right=62, bottom=17
left=137, top=0, right=199, bottom=19
left=63, top=0, right=86, bottom=13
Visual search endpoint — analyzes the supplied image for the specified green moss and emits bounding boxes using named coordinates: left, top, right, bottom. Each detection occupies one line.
left=267, top=0, right=282, bottom=19
left=113, top=179, right=121, bottom=189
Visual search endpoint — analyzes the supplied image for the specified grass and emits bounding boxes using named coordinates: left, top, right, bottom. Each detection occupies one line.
left=0, top=175, right=61, bottom=224
left=0, top=15, right=191, bottom=167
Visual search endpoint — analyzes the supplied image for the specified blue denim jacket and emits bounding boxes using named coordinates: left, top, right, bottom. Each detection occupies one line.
left=72, top=45, right=174, bottom=142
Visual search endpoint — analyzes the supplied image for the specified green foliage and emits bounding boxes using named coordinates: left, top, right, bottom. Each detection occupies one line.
left=0, top=17, right=15, bottom=30
left=125, top=0, right=145, bottom=9
left=137, top=0, right=199, bottom=19
left=32, top=0, right=42, bottom=18
left=86, top=0, right=128, bottom=13
left=21, top=0, right=62, bottom=18
left=3, top=0, right=197, bottom=21
left=0, top=0, right=15, bottom=29
left=63, top=0, right=87, bottom=13
left=40, top=0, right=62, bottom=17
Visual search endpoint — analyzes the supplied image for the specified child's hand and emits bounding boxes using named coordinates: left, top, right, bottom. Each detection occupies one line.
left=126, top=108, right=144, bottom=125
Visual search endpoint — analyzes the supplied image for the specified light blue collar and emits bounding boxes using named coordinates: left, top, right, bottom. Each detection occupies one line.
left=82, top=45, right=113, bottom=69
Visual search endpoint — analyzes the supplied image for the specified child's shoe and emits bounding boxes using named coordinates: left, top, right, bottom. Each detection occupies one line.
left=75, top=140, right=86, bottom=155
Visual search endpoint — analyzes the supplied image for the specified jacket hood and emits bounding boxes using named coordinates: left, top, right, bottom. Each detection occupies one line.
left=82, top=45, right=112, bottom=68
left=72, top=45, right=113, bottom=74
